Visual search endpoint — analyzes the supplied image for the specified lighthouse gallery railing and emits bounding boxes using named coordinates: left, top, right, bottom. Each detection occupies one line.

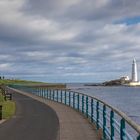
left=9, top=85, right=140, bottom=140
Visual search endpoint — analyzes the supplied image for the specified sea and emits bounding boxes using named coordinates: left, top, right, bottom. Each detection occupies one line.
left=67, top=83, right=140, bottom=125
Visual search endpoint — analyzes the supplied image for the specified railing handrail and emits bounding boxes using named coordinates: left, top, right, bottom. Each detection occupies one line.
left=41, top=87, right=140, bottom=133
left=7, top=85, right=140, bottom=139
left=68, top=90, right=140, bottom=134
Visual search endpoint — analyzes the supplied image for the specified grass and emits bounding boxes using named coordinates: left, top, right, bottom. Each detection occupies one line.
left=0, top=79, right=45, bottom=85
left=0, top=93, right=16, bottom=119
left=0, top=79, right=66, bottom=88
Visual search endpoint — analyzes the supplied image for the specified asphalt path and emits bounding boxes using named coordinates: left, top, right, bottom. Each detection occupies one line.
left=0, top=92, right=59, bottom=140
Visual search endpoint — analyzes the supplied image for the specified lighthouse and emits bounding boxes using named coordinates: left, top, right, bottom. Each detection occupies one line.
left=131, top=58, right=138, bottom=82
left=129, top=58, right=140, bottom=86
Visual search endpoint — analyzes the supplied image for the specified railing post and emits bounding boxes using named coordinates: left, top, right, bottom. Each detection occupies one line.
left=91, top=98, right=94, bottom=123
left=96, top=101, right=99, bottom=130
left=82, top=95, right=84, bottom=114
left=77, top=94, right=79, bottom=111
left=103, top=105, right=107, bottom=139
left=65, top=90, right=66, bottom=105
left=86, top=96, right=88, bottom=118
left=120, top=118, right=126, bottom=140
left=40, top=88, right=41, bottom=97
left=49, top=89, right=50, bottom=99
left=53, top=90, right=56, bottom=101
left=57, top=89, right=58, bottom=102
left=73, top=93, right=75, bottom=109
left=50, top=89, right=52, bottom=100
left=61, top=90, right=62, bottom=103
left=46, top=88, right=48, bottom=99
left=110, top=110, right=115, bottom=140
left=53, top=90, right=55, bottom=100
left=69, top=91, right=71, bottom=106
left=40, top=88, right=42, bottom=97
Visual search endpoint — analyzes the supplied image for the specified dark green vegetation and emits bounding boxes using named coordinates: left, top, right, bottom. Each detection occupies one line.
left=0, top=92, right=15, bottom=119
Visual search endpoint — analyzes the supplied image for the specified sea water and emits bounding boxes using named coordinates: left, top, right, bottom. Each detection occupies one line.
left=67, top=83, right=140, bottom=125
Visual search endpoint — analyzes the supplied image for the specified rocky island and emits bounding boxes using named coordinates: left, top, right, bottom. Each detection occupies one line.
left=102, top=77, right=130, bottom=86
left=85, top=76, right=130, bottom=86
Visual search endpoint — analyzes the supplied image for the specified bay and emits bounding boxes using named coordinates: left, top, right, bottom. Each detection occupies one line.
left=67, top=83, right=140, bottom=125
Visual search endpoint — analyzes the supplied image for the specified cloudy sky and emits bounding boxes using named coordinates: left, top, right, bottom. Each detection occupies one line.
left=0, top=0, right=140, bottom=83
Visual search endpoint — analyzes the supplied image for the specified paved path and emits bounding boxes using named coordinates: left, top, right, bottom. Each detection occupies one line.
left=1, top=88, right=99, bottom=140
left=0, top=92, right=59, bottom=140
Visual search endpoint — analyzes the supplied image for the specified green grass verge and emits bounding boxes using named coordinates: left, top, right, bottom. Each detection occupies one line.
left=0, top=93, right=16, bottom=119
left=2, top=101, right=16, bottom=119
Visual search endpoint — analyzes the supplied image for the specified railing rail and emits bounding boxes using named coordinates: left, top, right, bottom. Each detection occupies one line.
left=8, top=85, right=140, bottom=140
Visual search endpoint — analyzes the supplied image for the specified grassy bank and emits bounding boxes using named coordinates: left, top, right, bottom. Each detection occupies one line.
left=0, top=93, right=15, bottom=119
left=0, top=79, right=44, bottom=85
left=0, top=79, right=66, bottom=88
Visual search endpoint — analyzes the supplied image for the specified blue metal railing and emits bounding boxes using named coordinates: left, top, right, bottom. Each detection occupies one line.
left=8, top=85, right=140, bottom=140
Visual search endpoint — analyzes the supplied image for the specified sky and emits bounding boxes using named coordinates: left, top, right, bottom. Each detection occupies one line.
left=0, top=0, right=140, bottom=83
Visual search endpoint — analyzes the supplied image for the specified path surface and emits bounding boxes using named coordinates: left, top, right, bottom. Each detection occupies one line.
left=0, top=92, right=59, bottom=140
left=8, top=88, right=99, bottom=140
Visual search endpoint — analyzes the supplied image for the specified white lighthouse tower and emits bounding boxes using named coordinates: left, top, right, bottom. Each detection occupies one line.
left=132, top=58, right=138, bottom=82
left=129, top=58, right=140, bottom=86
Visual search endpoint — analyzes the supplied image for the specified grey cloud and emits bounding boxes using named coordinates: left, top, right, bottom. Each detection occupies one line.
left=23, top=0, right=140, bottom=22
left=0, top=0, right=140, bottom=82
